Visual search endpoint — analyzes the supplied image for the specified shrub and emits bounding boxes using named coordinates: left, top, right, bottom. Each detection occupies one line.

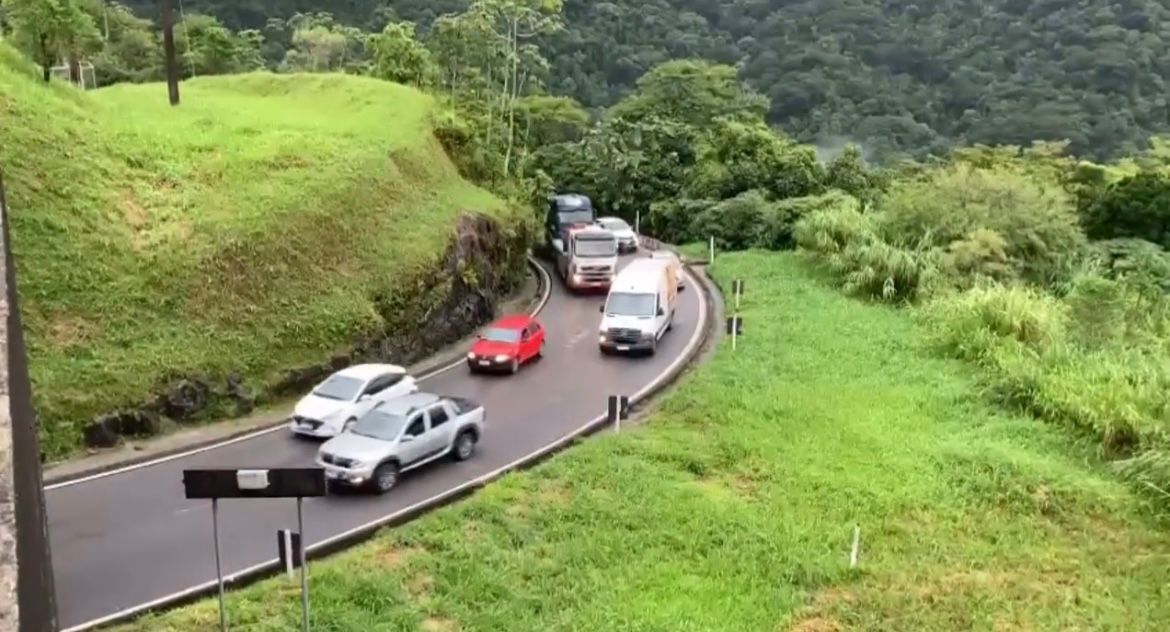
left=919, top=284, right=1068, bottom=361
left=1080, top=171, right=1170, bottom=249
left=830, top=239, right=938, bottom=302
left=647, top=197, right=716, bottom=245
left=690, top=190, right=768, bottom=250
left=793, top=199, right=876, bottom=254
left=758, top=190, right=859, bottom=251
left=880, top=163, right=1086, bottom=286
left=1084, top=238, right=1170, bottom=297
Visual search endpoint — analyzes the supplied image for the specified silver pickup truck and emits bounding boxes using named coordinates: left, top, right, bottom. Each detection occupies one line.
left=316, top=392, right=485, bottom=493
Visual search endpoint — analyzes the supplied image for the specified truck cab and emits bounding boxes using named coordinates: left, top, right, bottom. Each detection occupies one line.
left=598, top=258, right=678, bottom=355
left=556, top=224, right=618, bottom=291
left=546, top=193, right=596, bottom=254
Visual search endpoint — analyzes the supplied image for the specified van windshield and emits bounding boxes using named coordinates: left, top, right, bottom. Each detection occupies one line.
left=605, top=292, right=656, bottom=317
left=557, top=209, right=594, bottom=225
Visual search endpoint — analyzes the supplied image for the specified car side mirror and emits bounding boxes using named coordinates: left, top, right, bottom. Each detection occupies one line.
left=400, top=435, right=414, bottom=443
left=657, top=307, right=664, bottom=316
left=358, top=394, right=371, bottom=402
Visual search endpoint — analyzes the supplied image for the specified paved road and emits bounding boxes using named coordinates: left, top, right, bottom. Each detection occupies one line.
left=46, top=256, right=707, bottom=630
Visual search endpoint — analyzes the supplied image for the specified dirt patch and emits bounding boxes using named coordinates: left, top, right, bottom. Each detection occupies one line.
left=376, top=543, right=425, bottom=569
left=120, top=192, right=148, bottom=228
left=421, top=617, right=459, bottom=632
left=788, top=616, right=842, bottom=632
left=406, top=573, right=434, bottom=599
left=535, top=481, right=572, bottom=506
left=46, top=314, right=95, bottom=348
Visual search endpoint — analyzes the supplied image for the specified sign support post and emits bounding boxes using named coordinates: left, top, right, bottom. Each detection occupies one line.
left=183, top=467, right=326, bottom=632
left=212, top=498, right=226, bottom=631
left=297, top=497, right=309, bottom=632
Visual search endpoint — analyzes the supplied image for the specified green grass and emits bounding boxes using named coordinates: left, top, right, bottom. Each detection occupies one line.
left=0, top=44, right=517, bottom=457
left=113, top=252, right=1170, bottom=632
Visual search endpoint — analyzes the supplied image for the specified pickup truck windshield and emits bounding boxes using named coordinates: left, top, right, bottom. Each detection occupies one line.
left=483, top=327, right=521, bottom=343
left=574, top=237, right=617, bottom=257
left=606, top=292, right=656, bottom=316
left=312, top=374, right=363, bottom=401
left=350, top=409, right=408, bottom=441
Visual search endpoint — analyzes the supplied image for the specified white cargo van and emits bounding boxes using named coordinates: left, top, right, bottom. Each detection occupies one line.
left=598, top=258, right=679, bottom=355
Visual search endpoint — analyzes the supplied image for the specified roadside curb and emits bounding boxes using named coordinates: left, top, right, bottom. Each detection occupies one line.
left=43, top=257, right=548, bottom=489
left=75, top=241, right=722, bottom=632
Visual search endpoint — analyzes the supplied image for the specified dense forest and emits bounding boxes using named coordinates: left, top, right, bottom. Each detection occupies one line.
left=105, top=0, right=1170, bottom=161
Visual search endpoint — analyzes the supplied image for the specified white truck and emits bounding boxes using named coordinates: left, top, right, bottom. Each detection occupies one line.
left=316, top=392, right=485, bottom=493
left=598, top=257, right=679, bottom=355
left=556, top=224, right=619, bottom=292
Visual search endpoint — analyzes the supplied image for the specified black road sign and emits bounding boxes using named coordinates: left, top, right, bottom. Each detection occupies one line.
left=182, top=468, right=326, bottom=500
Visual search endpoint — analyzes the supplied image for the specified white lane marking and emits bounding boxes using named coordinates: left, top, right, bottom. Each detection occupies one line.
left=62, top=266, right=707, bottom=632
left=44, top=259, right=553, bottom=492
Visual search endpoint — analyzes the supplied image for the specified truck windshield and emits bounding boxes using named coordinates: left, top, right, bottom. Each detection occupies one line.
left=558, top=209, right=594, bottom=225
left=350, top=409, right=408, bottom=441
left=605, top=292, right=656, bottom=317
left=574, top=238, right=617, bottom=257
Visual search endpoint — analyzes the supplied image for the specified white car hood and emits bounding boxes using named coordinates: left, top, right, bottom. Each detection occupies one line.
left=601, top=313, right=655, bottom=332
left=294, top=394, right=349, bottom=421
left=613, top=229, right=636, bottom=240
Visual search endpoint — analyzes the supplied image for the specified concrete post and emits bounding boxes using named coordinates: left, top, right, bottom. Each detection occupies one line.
left=0, top=166, right=59, bottom=631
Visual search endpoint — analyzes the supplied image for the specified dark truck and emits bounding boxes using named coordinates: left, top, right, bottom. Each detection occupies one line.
left=546, top=193, right=596, bottom=255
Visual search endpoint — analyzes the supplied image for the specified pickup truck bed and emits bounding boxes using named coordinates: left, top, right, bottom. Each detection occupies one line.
left=447, top=396, right=482, bottom=415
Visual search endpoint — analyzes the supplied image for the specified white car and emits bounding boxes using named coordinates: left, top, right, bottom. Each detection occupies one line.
left=288, top=363, right=419, bottom=438
left=597, top=217, right=638, bottom=253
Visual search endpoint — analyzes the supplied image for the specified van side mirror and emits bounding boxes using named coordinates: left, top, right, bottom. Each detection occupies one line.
left=599, top=304, right=605, bottom=313
left=657, top=307, right=664, bottom=316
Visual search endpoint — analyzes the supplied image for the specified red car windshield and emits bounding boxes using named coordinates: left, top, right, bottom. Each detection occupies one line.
left=482, top=327, right=522, bottom=343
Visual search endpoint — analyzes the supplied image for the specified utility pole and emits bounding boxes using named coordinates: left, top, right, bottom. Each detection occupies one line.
left=160, top=0, right=180, bottom=105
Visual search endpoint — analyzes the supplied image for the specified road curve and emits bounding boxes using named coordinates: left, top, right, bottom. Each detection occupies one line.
left=47, top=255, right=709, bottom=630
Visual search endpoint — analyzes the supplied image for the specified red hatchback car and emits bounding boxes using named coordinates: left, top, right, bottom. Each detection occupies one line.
left=467, top=315, right=545, bottom=374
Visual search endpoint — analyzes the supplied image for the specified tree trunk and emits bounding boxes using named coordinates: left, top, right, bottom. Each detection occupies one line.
left=503, top=18, right=519, bottom=178
left=39, top=36, right=51, bottom=82
left=69, top=59, right=82, bottom=87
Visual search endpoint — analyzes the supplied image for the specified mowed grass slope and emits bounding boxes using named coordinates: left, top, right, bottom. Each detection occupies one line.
left=115, top=252, right=1170, bottom=632
left=0, top=44, right=510, bottom=457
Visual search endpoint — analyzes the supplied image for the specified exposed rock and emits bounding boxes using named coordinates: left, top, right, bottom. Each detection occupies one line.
left=83, top=410, right=161, bottom=448
left=160, top=377, right=212, bottom=422
left=225, top=373, right=255, bottom=416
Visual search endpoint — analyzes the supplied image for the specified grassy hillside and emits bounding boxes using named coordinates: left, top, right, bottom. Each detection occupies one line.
left=114, top=252, right=1170, bottom=632
left=0, top=43, right=519, bottom=458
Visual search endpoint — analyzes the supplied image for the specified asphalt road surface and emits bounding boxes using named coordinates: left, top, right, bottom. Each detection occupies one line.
left=46, top=256, right=707, bottom=630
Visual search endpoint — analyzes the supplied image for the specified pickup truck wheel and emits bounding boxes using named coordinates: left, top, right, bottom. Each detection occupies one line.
left=453, top=430, right=477, bottom=461
left=372, top=462, right=399, bottom=494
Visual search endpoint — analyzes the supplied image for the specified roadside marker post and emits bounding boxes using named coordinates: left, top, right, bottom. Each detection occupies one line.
left=607, top=395, right=630, bottom=432
left=635, top=211, right=640, bottom=235
left=183, top=467, right=326, bottom=632
left=726, top=315, right=743, bottom=350
left=733, top=279, right=744, bottom=311
left=850, top=524, right=861, bottom=568
left=709, top=236, right=715, bottom=264
left=277, top=529, right=304, bottom=579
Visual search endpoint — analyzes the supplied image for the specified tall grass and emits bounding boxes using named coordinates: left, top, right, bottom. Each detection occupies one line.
left=111, top=252, right=1170, bottom=632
